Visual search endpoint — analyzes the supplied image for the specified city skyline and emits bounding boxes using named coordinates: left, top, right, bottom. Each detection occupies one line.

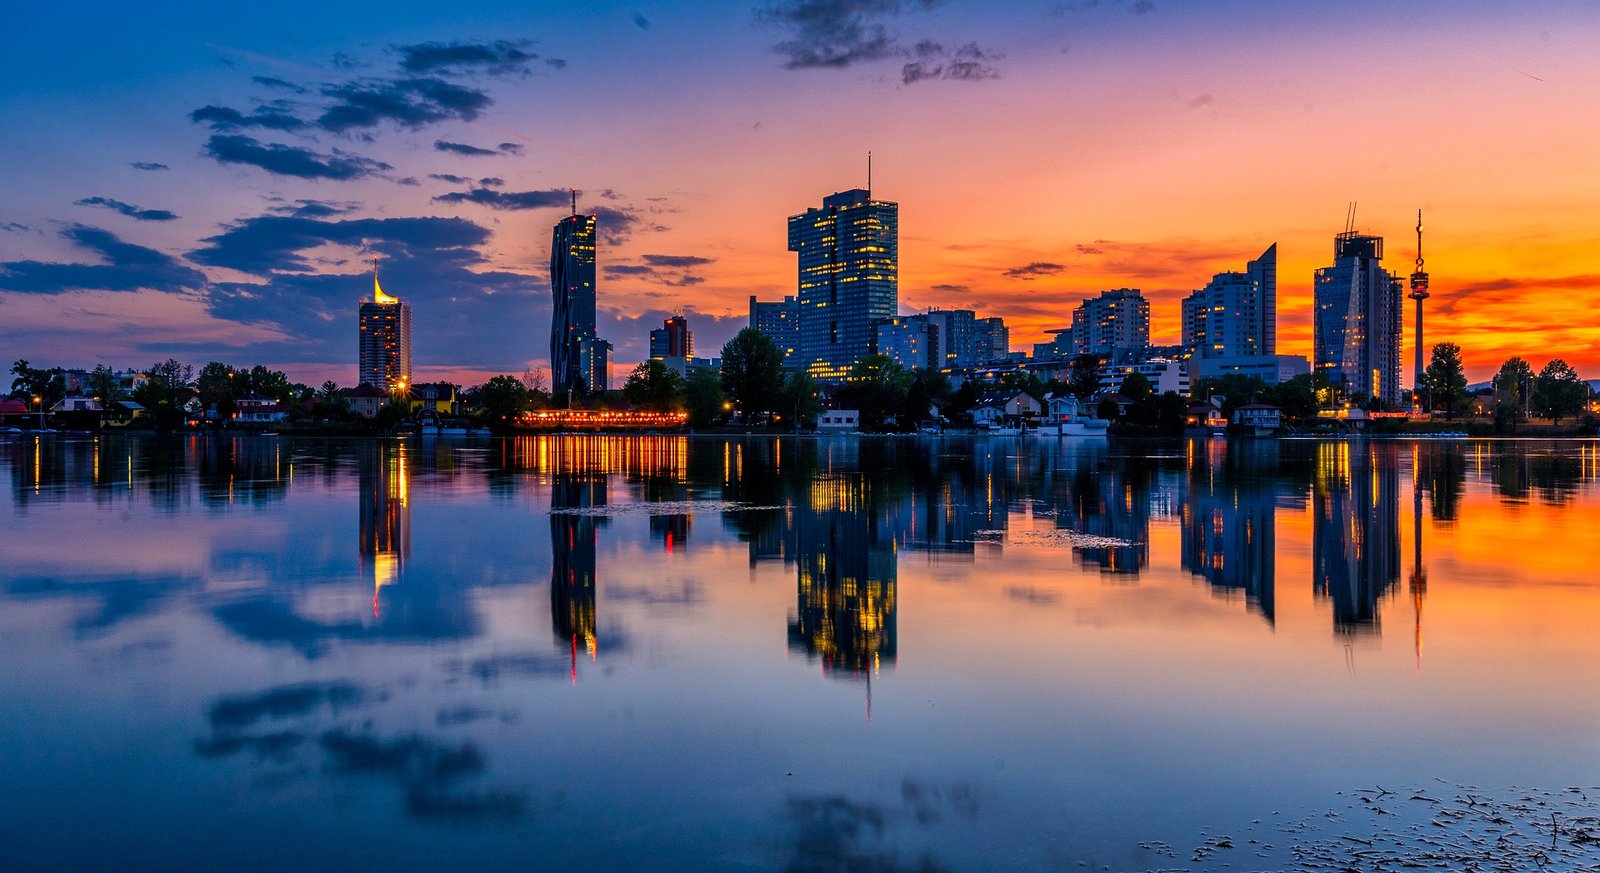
left=3, top=1, right=1598, bottom=386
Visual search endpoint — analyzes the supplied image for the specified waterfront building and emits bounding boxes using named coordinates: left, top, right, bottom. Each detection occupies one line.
left=1184, top=244, right=1277, bottom=379
left=749, top=295, right=800, bottom=367
left=788, top=188, right=898, bottom=381
left=875, top=315, right=941, bottom=370
left=551, top=206, right=609, bottom=397
left=1072, top=289, right=1150, bottom=356
left=1098, top=357, right=1190, bottom=396
left=1314, top=231, right=1404, bottom=404
left=358, top=261, right=412, bottom=392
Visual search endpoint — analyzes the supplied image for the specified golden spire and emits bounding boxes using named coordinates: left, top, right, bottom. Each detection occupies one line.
left=373, top=255, right=398, bottom=304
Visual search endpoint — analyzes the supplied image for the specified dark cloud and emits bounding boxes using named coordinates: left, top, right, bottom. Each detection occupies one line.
left=266, top=199, right=362, bottom=218
left=396, top=40, right=540, bottom=76
left=0, top=224, right=205, bottom=295
left=190, top=102, right=308, bottom=132
left=129, top=161, right=170, bottom=171
left=1003, top=261, right=1065, bottom=280
left=75, top=196, right=179, bottom=222
left=607, top=264, right=653, bottom=275
left=497, top=142, right=524, bottom=155
left=593, top=205, right=662, bottom=246
left=1132, top=0, right=1155, bottom=12
left=316, top=77, right=492, bottom=132
left=1, top=222, right=31, bottom=234
left=632, top=12, right=651, bottom=29
left=930, top=282, right=969, bottom=293
left=251, top=75, right=306, bottom=92
left=641, top=254, right=715, bottom=268
left=192, top=213, right=489, bottom=275
left=1076, top=243, right=1104, bottom=255
left=544, top=58, right=567, bottom=70
left=208, top=681, right=365, bottom=730
left=432, top=187, right=569, bottom=210
left=204, top=134, right=391, bottom=180
left=447, top=652, right=572, bottom=682
left=434, top=139, right=500, bottom=157
left=477, top=177, right=504, bottom=187
left=901, top=41, right=1002, bottom=84
left=193, top=730, right=306, bottom=760
left=429, top=173, right=472, bottom=185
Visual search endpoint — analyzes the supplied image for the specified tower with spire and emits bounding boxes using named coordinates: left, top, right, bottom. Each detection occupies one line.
left=550, top=190, right=609, bottom=398
left=358, top=256, right=413, bottom=392
left=1409, top=210, right=1431, bottom=410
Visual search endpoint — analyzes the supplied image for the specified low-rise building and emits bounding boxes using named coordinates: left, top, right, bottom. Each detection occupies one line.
left=341, top=383, right=389, bottom=419
left=817, top=409, right=860, bottom=431
left=1233, top=403, right=1282, bottom=432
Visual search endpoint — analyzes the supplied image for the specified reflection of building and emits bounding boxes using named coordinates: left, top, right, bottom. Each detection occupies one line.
left=1182, top=440, right=1276, bottom=623
left=1314, top=231, right=1403, bottom=404
left=358, top=260, right=412, bottom=392
left=650, top=513, right=690, bottom=552
left=359, top=441, right=410, bottom=614
left=1313, top=443, right=1400, bottom=634
left=1052, top=444, right=1151, bottom=576
left=787, top=475, right=897, bottom=677
left=550, top=474, right=603, bottom=676
left=551, top=206, right=609, bottom=397
left=789, top=188, right=898, bottom=381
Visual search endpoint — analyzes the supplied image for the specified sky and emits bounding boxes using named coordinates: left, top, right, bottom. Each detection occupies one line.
left=2, top=0, right=1598, bottom=387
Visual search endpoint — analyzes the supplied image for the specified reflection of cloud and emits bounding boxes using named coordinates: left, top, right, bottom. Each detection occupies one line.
left=207, top=681, right=365, bottom=730
left=446, top=651, right=582, bottom=682
left=783, top=792, right=962, bottom=872
left=1004, top=585, right=1061, bottom=605
left=320, top=729, right=528, bottom=822
left=606, top=580, right=703, bottom=607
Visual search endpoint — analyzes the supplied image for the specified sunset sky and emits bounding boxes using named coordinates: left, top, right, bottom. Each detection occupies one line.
left=3, top=0, right=1597, bottom=386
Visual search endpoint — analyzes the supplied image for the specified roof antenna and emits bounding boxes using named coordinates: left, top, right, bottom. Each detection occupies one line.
left=867, top=151, right=872, bottom=198
left=570, top=188, right=577, bottom=216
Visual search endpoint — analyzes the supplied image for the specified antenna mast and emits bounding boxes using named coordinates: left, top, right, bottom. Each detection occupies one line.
left=570, top=188, right=577, bottom=216
left=867, top=151, right=872, bottom=198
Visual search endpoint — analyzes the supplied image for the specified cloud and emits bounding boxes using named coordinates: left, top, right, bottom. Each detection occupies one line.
left=190, top=102, right=308, bottom=131
left=396, top=40, right=540, bottom=76
left=266, top=199, right=362, bottom=218
left=497, top=142, right=524, bottom=155
left=251, top=75, right=306, bottom=92
left=0, top=225, right=205, bottom=295
left=75, top=196, right=179, bottom=222
left=641, top=254, right=715, bottom=268
left=930, top=282, right=969, bottom=293
left=632, top=12, right=651, bottom=29
left=901, top=41, right=1002, bottom=84
left=1003, top=261, right=1065, bottom=280
left=1186, top=92, right=1214, bottom=109
left=434, top=139, right=500, bottom=157
left=204, top=134, right=392, bottom=180
left=1, top=222, right=31, bottom=234
left=129, top=161, right=170, bottom=171
left=429, top=173, right=472, bottom=185
left=316, top=77, right=492, bottom=132
left=192, top=213, right=490, bottom=275
left=477, top=177, right=504, bottom=187
left=432, top=187, right=570, bottom=210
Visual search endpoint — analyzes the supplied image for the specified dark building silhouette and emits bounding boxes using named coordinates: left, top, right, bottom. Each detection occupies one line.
left=550, top=474, right=603, bottom=671
left=1313, top=443, right=1401, bottom=634
left=550, top=208, right=608, bottom=397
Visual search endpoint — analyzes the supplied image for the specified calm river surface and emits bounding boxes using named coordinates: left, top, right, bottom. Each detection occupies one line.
left=2, top=433, right=1599, bottom=871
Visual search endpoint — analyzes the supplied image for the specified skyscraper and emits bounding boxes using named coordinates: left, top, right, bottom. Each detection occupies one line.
left=1183, top=244, right=1276, bottom=359
left=1071, top=288, right=1150, bottom=356
left=1314, top=231, right=1403, bottom=404
left=973, top=316, right=1010, bottom=365
left=750, top=295, right=800, bottom=367
left=874, top=315, right=941, bottom=370
left=358, top=259, right=412, bottom=391
left=788, top=188, right=898, bottom=381
left=550, top=204, right=608, bottom=397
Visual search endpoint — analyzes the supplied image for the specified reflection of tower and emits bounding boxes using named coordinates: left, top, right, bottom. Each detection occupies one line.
left=550, top=474, right=602, bottom=681
left=1408, top=211, right=1430, bottom=410
left=359, top=441, right=410, bottom=617
left=1182, top=439, right=1277, bottom=623
left=787, top=475, right=898, bottom=678
left=650, top=513, right=691, bottom=552
left=1055, top=443, right=1150, bottom=576
left=1313, top=443, right=1401, bottom=635
left=1410, top=444, right=1428, bottom=670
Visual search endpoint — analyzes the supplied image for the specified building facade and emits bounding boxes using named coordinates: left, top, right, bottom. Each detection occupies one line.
left=550, top=212, right=608, bottom=396
left=358, top=266, right=412, bottom=391
left=875, top=316, right=941, bottom=370
left=749, top=295, right=800, bottom=367
left=973, top=316, right=1010, bottom=365
left=1314, top=232, right=1403, bottom=404
left=1072, top=289, right=1150, bottom=356
left=788, top=189, right=898, bottom=381
left=1183, top=243, right=1277, bottom=360
left=649, top=315, right=693, bottom=361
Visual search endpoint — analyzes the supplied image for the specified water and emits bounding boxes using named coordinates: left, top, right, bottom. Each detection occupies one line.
left=2, top=433, right=1598, bottom=871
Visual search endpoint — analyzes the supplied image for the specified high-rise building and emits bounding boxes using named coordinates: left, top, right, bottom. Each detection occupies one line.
left=924, top=309, right=975, bottom=368
left=750, top=295, right=800, bottom=367
left=1314, top=231, right=1403, bottom=404
left=1183, top=244, right=1276, bottom=359
left=1071, top=289, right=1149, bottom=356
left=875, top=316, right=941, bottom=370
left=973, top=316, right=1010, bottom=365
left=1032, top=327, right=1076, bottom=362
left=788, top=188, right=898, bottom=381
left=358, top=260, right=412, bottom=391
left=662, top=315, right=692, bottom=358
left=550, top=206, right=608, bottom=397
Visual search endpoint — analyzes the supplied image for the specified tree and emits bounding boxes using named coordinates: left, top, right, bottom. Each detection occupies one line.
left=776, top=370, right=823, bottom=430
left=478, top=375, right=530, bottom=428
left=835, top=354, right=911, bottom=432
left=244, top=364, right=293, bottom=403
left=902, top=368, right=950, bottom=428
left=10, top=359, right=65, bottom=407
left=720, top=328, right=783, bottom=422
left=1266, top=374, right=1318, bottom=423
left=130, top=358, right=193, bottom=431
left=683, top=367, right=727, bottom=429
left=1192, top=374, right=1268, bottom=419
left=1493, top=357, right=1535, bottom=421
left=1120, top=372, right=1153, bottom=402
left=87, top=364, right=122, bottom=404
left=1068, top=354, right=1102, bottom=400
left=196, top=362, right=238, bottom=411
left=1154, top=391, right=1187, bottom=433
left=621, top=360, right=685, bottom=411
left=1533, top=359, right=1587, bottom=424
left=1422, top=342, right=1470, bottom=419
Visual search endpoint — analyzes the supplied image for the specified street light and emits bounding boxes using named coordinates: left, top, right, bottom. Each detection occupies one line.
left=32, top=395, right=43, bottom=430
